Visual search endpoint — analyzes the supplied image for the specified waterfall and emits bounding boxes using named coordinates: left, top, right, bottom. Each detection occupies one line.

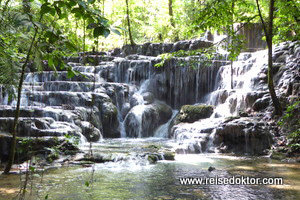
left=170, top=49, right=270, bottom=154
left=0, top=36, right=277, bottom=157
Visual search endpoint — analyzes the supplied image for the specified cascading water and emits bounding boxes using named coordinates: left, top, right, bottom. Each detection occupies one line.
left=171, top=49, right=271, bottom=154
left=1, top=34, right=288, bottom=165
left=0, top=46, right=270, bottom=155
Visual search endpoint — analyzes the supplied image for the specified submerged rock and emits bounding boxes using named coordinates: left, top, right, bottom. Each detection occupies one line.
left=208, top=166, right=216, bottom=172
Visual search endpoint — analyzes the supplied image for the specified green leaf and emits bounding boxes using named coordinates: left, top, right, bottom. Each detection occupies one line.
left=93, top=26, right=110, bottom=38
left=67, top=68, right=79, bottom=78
left=40, top=3, right=52, bottom=15
left=49, top=7, right=56, bottom=16
left=29, top=166, right=35, bottom=172
left=85, top=181, right=90, bottom=187
left=45, top=194, right=49, bottom=200
left=48, top=56, right=54, bottom=67
left=45, top=31, right=58, bottom=44
left=54, top=6, right=61, bottom=17
left=65, top=41, right=77, bottom=52
left=114, top=26, right=127, bottom=32
left=87, top=23, right=98, bottom=29
left=93, top=27, right=102, bottom=38
left=66, top=0, right=76, bottom=8
left=54, top=1, right=65, bottom=8
left=110, top=28, right=121, bottom=36
left=59, top=13, right=68, bottom=19
left=103, top=28, right=111, bottom=38
left=71, top=8, right=83, bottom=17
left=78, top=0, right=87, bottom=9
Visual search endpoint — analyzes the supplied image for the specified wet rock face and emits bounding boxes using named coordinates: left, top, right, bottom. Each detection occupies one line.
left=80, top=121, right=101, bottom=142
left=174, top=105, right=214, bottom=125
left=112, top=40, right=213, bottom=57
left=215, top=117, right=273, bottom=155
left=252, top=95, right=271, bottom=111
left=101, top=102, right=120, bottom=138
left=124, top=102, right=172, bottom=138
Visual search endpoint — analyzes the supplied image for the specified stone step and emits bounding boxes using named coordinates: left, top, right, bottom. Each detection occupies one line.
left=24, top=71, right=96, bottom=83
left=0, top=117, right=80, bottom=137
left=64, top=55, right=115, bottom=64
left=41, top=81, right=129, bottom=93
left=0, top=106, right=86, bottom=122
left=4, top=91, right=112, bottom=108
left=70, top=63, right=115, bottom=73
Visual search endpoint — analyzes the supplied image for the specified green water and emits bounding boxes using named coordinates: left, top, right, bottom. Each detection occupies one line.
left=1, top=139, right=300, bottom=200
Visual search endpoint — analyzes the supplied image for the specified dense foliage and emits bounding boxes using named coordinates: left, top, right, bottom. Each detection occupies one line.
left=279, top=100, right=300, bottom=152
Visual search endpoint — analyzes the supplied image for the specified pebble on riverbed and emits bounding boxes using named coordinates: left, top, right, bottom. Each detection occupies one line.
left=208, top=166, right=216, bottom=172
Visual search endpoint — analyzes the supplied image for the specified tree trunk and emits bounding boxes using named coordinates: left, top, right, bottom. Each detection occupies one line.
left=83, top=19, right=86, bottom=64
left=4, top=22, right=39, bottom=174
left=168, top=0, right=174, bottom=27
left=256, top=0, right=282, bottom=115
left=125, top=0, right=135, bottom=46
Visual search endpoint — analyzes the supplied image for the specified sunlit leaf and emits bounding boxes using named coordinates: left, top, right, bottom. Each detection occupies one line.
left=110, top=27, right=121, bottom=36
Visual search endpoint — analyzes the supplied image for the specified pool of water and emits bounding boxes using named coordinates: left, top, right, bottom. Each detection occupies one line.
left=1, top=139, right=300, bottom=200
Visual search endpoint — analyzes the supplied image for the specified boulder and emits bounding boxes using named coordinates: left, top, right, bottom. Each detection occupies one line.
left=110, top=48, right=121, bottom=57
left=101, top=102, right=120, bottom=138
left=292, top=83, right=300, bottom=96
left=124, top=102, right=172, bottom=137
left=189, top=39, right=213, bottom=50
left=80, top=121, right=102, bottom=142
left=173, top=41, right=190, bottom=51
left=121, top=45, right=138, bottom=57
left=142, top=92, right=155, bottom=105
left=173, top=104, right=214, bottom=125
left=146, top=43, right=162, bottom=56
left=162, top=43, right=173, bottom=53
left=253, top=96, right=270, bottom=111
left=215, top=117, right=272, bottom=155
left=245, top=91, right=267, bottom=108
left=130, top=93, right=144, bottom=108
left=121, top=102, right=131, bottom=119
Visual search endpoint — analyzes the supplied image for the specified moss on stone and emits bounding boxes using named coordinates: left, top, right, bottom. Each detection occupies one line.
left=224, top=116, right=240, bottom=123
left=174, top=104, right=214, bottom=124
left=162, top=151, right=175, bottom=160
left=147, top=154, right=158, bottom=164
left=270, top=151, right=287, bottom=160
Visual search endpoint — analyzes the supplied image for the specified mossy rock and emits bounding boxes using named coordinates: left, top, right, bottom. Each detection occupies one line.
left=46, top=153, right=59, bottom=163
left=174, top=105, right=214, bottom=124
left=147, top=154, right=159, bottom=164
left=162, top=151, right=175, bottom=160
left=270, top=151, right=287, bottom=160
left=224, top=116, right=240, bottom=123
